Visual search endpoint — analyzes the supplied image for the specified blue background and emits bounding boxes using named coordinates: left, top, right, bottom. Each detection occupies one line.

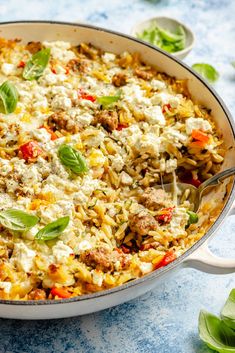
left=0, top=0, right=235, bottom=352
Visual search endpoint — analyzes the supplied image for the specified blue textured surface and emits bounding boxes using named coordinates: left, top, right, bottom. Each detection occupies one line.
left=0, top=1, right=235, bottom=352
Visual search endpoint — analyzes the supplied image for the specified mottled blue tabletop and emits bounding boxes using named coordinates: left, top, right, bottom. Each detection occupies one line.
left=0, top=0, right=235, bottom=352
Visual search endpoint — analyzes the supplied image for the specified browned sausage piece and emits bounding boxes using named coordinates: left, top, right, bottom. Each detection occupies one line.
left=140, top=188, right=170, bottom=210
left=80, top=247, right=130, bottom=272
left=77, top=43, right=100, bottom=60
left=112, top=72, right=128, bottom=87
left=25, top=41, right=43, bottom=54
left=95, top=110, right=118, bottom=132
left=134, top=68, right=154, bottom=81
left=48, top=112, right=79, bottom=134
left=129, top=211, right=158, bottom=236
left=28, top=288, right=46, bottom=300
left=67, top=58, right=87, bottom=73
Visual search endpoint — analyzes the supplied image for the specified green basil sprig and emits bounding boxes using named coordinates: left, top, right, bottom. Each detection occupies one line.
left=35, top=216, right=70, bottom=241
left=97, top=95, right=120, bottom=108
left=231, top=62, right=235, bottom=69
left=221, top=289, right=235, bottom=330
left=23, top=48, right=51, bottom=80
left=192, top=63, right=219, bottom=83
left=58, top=144, right=88, bottom=175
left=199, top=310, right=235, bottom=353
left=0, top=209, right=39, bottom=231
left=0, top=81, right=18, bottom=114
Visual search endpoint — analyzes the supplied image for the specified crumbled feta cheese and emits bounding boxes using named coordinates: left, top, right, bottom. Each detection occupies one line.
left=0, top=281, right=12, bottom=293
left=168, top=207, right=189, bottom=236
left=162, top=125, right=189, bottom=148
left=52, top=241, right=73, bottom=263
left=120, top=171, right=133, bottom=185
left=82, top=174, right=101, bottom=196
left=84, top=130, right=105, bottom=147
left=151, top=79, right=166, bottom=91
left=92, top=270, right=103, bottom=287
left=102, top=52, right=116, bottom=63
left=78, top=240, right=92, bottom=251
left=185, top=117, right=212, bottom=135
left=144, top=106, right=166, bottom=125
left=12, top=243, right=36, bottom=272
left=134, top=133, right=160, bottom=157
left=51, top=95, right=72, bottom=110
left=78, top=112, right=93, bottom=126
left=32, top=128, right=51, bottom=142
left=0, top=158, right=13, bottom=176
left=139, top=262, right=153, bottom=274
left=151, top=92, right=181, bottom=108
left=111, top=154, right=124, bottom=172
left=43, top=41, right=76, bottom=63
left=1, top=63, right=15, bottom=76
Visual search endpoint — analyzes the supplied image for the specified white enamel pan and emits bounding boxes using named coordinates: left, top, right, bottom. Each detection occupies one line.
left=0, top=21, right=234, bottom=320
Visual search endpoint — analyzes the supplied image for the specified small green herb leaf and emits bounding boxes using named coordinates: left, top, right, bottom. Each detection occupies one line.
left=187, top=211, right=198, bottom=225
left=23, top=48, right=51, bottom=80
left=231, top=62, right=235, bottom=69
left=221, top=289, right=235, bottom=330
left=58, top=144, right=88, bottom=175
left=192, top=63, right=219, bottom=83
left=97, top=95, right=120, bottom=108
left=35, top=216, right=70, bottom=241
left=137, top=23, right=186, bottom=53
left=0, top=81, right=18, bottom=114
left=199, top=310, right=235, bottom=353
left=0, top=209, right=39, bottom=231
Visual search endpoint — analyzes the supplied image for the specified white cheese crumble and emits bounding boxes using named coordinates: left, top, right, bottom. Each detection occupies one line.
left=111, top=154, right=125, bottom=172
left=52, top=241, right=74, bottom=263
left=1, top=63, right=15, bottom=76
left=51, top=95, right=72, bottom=110
left=185, top=117, right=212, bottom=135
left=0, top=281, right=12, bottom=293
left=134, top=133, right=160, bottom=157
left=120, top=171, right=133, bottom=185
left=144, top=106, right=166, bottom=125
left=12, top=243, right=36, bottom=272
left=139, top=262, right=153, bottom=274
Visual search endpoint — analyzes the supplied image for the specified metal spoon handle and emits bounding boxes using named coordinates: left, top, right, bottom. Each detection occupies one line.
left=198, top=167, right=235, bottom=194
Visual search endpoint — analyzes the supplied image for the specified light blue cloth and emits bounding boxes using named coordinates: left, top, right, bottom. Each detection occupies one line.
left=0, top=1, right=235, bottom=352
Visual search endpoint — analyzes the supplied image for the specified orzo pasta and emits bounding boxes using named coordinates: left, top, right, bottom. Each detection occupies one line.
left=0, top=38, right=224, bottom=300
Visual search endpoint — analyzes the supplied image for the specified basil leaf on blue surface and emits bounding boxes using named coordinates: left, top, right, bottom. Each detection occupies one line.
left=221, top=289, right=235, bottom=330
left=192, top=63, right=219, bottom=83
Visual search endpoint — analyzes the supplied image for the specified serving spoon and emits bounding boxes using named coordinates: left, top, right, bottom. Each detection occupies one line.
left=158, top=167, right=235, bottom=212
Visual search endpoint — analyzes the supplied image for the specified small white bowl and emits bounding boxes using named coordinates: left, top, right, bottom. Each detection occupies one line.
left=131, top=16, right=195, bottom=60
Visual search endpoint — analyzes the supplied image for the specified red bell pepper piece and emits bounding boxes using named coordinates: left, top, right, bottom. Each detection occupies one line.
left=191, top=129, right=209, bottom=143
left=78, top=89, right=96, bottom=102
left=154, top=250, right=176, bottom=270
left=156, top=207, right=175, bottom=225
left=17, top=61, right=25, bottom=68
left=162, top=103, right=171, bottom=113
left=19, top=141, right=42, bottom=161
left=51, top=287, right=71, bottom=299
left=116, top=124, right=128, bottom=131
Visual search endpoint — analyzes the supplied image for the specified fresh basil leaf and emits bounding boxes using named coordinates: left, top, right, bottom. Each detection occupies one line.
left=199, top=310, right=235, bottom=353
left=221, top=289, right=235, bottom=330
left=157, top=25, right=185, bottom=43
left=187, top=211, right=198, bottom=225
left=23, top=48, right=50, bottom=80
left=58, top=144, right=88, bottom=175
left=35, top=216, right=70, bottom=241
left=0, top=81, right=18, bottom=114
left=137, top=23, right=185, bottom=53
left=231, top=62, right=235, bottom=69
left=97, top=95, right=120, bottom=108
left=0, top=209, right=39, bottom=231
left=192, top=63, right=219, bottom=83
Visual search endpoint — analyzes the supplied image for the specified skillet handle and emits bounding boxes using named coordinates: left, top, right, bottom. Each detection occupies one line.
left=184, top=241, right=235, bottom=274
